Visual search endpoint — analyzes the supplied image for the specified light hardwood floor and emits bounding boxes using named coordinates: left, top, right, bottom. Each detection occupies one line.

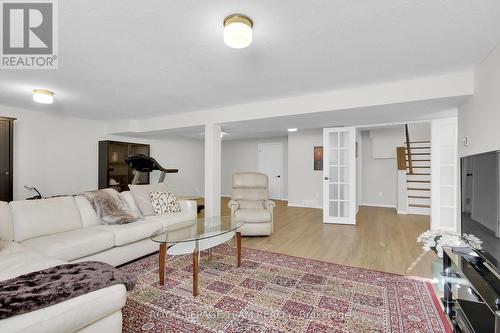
left=203, top=198, right=437, bottom=279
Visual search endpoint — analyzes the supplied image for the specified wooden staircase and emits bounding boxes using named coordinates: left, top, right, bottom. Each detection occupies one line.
left=404, top=125, right=431, bottom=215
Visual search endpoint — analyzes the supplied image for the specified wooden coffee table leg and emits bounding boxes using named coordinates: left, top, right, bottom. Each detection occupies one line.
left=159, top=243, right=166, bottom=285
left=193, top=248, right=199, bottom=296
left=236, top=231, right=242, bottom=267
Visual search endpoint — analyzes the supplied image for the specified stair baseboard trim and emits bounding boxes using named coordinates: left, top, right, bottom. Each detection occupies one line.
left=360, top=203, right=396, bottom=209
left=408, top=188, right=431, bottom=191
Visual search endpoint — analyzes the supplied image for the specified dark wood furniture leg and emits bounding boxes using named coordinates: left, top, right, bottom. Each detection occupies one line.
left=159, top=243, right=166, bottom=285
left=193, top=248, right=199, bottom=296
left=236, top=231, right=242, bottom=267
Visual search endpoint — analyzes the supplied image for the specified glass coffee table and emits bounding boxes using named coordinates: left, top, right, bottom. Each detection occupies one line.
left=151, top=216, right=243, bottom=296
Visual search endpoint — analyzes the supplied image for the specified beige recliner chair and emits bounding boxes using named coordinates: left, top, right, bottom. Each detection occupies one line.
left=228, top=172, right=276, bottom=236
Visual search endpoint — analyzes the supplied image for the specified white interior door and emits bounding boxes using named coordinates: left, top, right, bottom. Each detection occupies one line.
left=323, top=127, right=356, bottom=224
left=258, top=143, right=283, bottom=200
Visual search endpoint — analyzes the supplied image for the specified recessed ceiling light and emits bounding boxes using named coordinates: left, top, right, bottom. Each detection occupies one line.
left=223, top=14, right=253, bottom=49
left=288, top=128, right=298, bottom=132
left=33, top=89, right=54, bottom=104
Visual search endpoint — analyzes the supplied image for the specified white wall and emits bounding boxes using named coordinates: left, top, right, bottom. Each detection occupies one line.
left=0, top=106, right=204, bottom=200
left=288, top=129, right=323, bottom=208
left=369, top=126, right=404, bottom=158
left=408, top=122, right=431, bottom=142
left=458, top=43, right=500, bottom=157
left=221, top=137, right=288, bottom=198
left=360, top=130, right=398, bottom=207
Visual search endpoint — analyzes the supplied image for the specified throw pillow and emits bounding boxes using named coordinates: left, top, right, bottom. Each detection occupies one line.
left=150, top=191, right=181, bottom=215
left=129, top=183, right=169, bottom=216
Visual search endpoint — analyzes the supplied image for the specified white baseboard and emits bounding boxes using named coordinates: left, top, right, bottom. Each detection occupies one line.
left=397, top=210, right=408, bottom=215
left=287, top=202, right=323, bottom=209
left=361, top=203, right=396, bottom=209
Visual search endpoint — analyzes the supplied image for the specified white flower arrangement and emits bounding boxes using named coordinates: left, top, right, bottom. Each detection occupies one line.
left=417, top=230, right=482, bottom=258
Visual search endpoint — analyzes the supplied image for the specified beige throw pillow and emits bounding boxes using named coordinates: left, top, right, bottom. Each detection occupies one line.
left=150, top=191, right=181, bottom=215
left=128, top=183, right=169, bottom=216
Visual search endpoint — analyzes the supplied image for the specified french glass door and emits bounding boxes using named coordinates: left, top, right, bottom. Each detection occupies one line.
left=323, top=127, right=356, bottom=224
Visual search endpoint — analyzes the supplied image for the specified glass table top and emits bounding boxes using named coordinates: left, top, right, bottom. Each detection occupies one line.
left=151, top=216, right=243, bottom=244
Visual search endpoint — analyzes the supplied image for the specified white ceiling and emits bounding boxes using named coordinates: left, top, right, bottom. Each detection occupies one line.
left=124, top=96, right=463, bottom=140
left=1, top=0, right=499, bottom=120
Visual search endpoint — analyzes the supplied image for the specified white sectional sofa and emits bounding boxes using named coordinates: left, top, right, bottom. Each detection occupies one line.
left=0, top=191, right=197, bottom=333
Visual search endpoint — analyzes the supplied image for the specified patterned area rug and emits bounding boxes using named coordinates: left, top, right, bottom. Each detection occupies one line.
left=120, top=245, right=451, bottom=332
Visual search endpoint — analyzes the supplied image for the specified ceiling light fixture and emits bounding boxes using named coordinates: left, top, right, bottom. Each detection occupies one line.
left=223, top=14, right=253, bottom=49
left=288, top=128, right=298, bottom=132
left=33, top=89, right=54, bottom=104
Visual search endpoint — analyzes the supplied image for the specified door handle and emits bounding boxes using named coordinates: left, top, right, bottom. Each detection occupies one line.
left=276, top=175, right=281, bottom=178
left=324, top=176, right=329, bottom=180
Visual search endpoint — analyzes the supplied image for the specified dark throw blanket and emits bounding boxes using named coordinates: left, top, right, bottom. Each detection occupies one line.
left=0, top=261, right=136, bottom=320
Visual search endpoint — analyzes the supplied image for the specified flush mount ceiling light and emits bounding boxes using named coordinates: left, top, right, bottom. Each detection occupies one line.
left=33, top=89, right=54, bottom=104
left=223, top=14, right=253, bottom=48
left=288, top=128, right=298, bottom=132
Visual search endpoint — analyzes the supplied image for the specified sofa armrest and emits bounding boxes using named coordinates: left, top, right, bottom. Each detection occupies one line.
left=178, top=200, right=197, bottom=219
left=264, top=200, right=276, bottom=233
left=228, top=200, right=239, bottom=216
left=264, top=200, right=276, bottom=211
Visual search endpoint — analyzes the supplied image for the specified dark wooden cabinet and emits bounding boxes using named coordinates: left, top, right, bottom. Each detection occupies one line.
left=0, top=117, right=14, bottom=202
left=98, top=140, right=150, bottom=191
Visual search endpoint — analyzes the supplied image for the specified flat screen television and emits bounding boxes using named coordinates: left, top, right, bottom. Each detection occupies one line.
left=461, top=150, right=500, bottom=271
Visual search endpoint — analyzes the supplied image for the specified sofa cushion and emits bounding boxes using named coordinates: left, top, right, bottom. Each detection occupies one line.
left=144, top=210, right=196, bottom=229
left=0, top=201, right=13, bottom=242
left=129, top=183, right=169, bottom=216
left=75, top=196, right=100, bottom=227
left=0, top=242, right=65, bottom=281
left=233, top=172, right=268, bottom=188
left=20, top=227, right=115, bottom=261
left=9, top=197, right=83, bottom=242
left=120, top=191, right=141, bottom=215
left=232, top=188, right=269, bottom=201
left=93, top=219, right=163, bottom=246
left=237, top=200, right=265, bottom=209
left=234, top=208, right=271, bottom=223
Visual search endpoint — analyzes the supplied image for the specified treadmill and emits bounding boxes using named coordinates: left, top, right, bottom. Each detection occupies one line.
left=125, top=154, right=178, bottom=184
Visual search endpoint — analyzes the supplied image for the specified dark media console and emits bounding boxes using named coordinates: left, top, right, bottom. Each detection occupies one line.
left=442, top=247, right=500, bottom=332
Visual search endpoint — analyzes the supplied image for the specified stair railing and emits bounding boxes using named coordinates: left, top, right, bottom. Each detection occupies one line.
left=405, top=124, right=413, bottom=174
